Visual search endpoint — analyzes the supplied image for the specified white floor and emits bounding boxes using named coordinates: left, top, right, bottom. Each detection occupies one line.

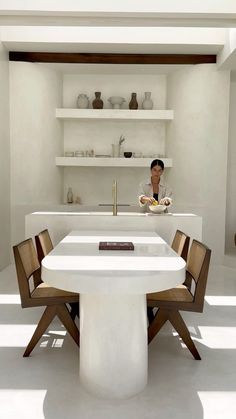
left=0, top=264, right=236, bottom=419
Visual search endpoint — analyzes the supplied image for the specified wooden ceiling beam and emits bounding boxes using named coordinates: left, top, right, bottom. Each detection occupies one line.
left=9, top=51, right=217, bottom=65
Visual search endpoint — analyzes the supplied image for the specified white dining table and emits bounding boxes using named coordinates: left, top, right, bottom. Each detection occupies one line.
left=41, top=230, right=186, bottom=399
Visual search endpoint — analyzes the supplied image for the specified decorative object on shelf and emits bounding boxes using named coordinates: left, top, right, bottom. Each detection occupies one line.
left=64, top=151, right=74, bottom=157
left=74, top=150, right=84, bottom=157
left=67, top=187, right=73, bottom=204
left=111, top=134, right=126, bottom=157
left=142, top=92, right=153, bottom=110
left=85, top=149, right=95, bottom=157
left=108, top=96, right=126, bottom=109
left=124, top=152, right=132, bottom=158
left=119, top=134, right=125, bottom=157
left=77, top=94, right=89, bottom=109
left=92, top=92, right=103, bottom=109
left=129, top=92, right=138, bottom=110
left=111, top=144, right=120, bottom=157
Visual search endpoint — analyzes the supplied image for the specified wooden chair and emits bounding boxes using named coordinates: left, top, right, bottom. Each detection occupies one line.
left=35, top=228, right=54, bottom=267
left=35, top=229, right=79, bottom=320
left=171, top=229, right=190, bottom=262
left=147, top=230, right=190, bottom=324
left=13, top=238, right=80, bottom=357
left=147, top=239, right=211, bottom=360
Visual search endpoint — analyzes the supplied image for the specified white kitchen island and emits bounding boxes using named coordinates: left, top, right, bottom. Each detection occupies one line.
left=25, top=210, right=202, bottom=247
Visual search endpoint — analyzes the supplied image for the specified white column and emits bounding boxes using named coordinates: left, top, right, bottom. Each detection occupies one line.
left=79, top=293, right=147, bottom=399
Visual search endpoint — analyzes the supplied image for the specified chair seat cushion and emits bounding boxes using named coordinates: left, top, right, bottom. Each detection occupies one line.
left=147, top=284, right=193, bottom=303
left=31, top=282, right=79, bottom=300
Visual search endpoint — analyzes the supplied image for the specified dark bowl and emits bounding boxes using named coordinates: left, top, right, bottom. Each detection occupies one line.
left=124, top=152, right=132, bottom=158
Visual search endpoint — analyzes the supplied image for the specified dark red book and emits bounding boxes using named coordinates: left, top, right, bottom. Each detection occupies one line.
left=99, top=241, right=134, bottom=250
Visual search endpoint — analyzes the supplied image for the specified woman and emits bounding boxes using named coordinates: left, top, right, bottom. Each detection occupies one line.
left=138, top=159, right=173, bottom=211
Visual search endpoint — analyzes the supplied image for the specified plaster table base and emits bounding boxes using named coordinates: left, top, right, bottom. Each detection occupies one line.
left=79, top=293, right=147, bottom=399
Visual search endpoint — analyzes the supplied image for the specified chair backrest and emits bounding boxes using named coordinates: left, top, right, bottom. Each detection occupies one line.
left=35, top=229, right=53, bottom=263
left=171, top=229, right=190, bottom=262
left=186, top=239, right=211, bottom=312
left=13, top=238, right=41, bottom=307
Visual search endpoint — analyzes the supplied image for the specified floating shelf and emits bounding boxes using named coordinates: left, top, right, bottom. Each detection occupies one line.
left=56, top=108, right=174, bottom=121
left=55, top=157, right=173, bottom=168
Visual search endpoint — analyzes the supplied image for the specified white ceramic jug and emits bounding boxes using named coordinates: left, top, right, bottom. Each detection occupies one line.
left=77, top=94, right=89, bottom=109
left=142, top=92, right=153, bottom=110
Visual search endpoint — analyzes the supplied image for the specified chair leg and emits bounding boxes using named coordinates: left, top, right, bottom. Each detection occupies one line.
left=69, top=302, right=79, bottom=321
left=148, top=308, right=169, bottom=344
left=23, top=305, right=57, bottom=357
left=168, top=310, right=201, bottom=360
left=147, top=306, right=155, bottom=325
left=56, top=304, right=80, bottom=347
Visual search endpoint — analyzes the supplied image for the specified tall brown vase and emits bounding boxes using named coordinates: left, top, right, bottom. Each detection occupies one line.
left=92, top=92, right=104, bottom=109
left=129, top=92, right=138, bottom=110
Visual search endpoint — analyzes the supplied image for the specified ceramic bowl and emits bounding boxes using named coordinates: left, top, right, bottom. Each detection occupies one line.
left=108, top=96, right=126, bottom=109
left=149, top=204, right=167, bottom=214
left=124, top=152, right=132, bottom=158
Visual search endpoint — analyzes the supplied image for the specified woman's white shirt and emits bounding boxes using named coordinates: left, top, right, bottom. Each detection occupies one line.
left=138, top=178, right=173, bottom=211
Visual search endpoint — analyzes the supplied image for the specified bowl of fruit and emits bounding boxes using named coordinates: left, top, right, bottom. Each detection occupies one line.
left=149, top=200, right=167, bottom=214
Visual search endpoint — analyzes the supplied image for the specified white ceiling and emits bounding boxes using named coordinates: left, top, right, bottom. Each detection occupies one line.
left=1, top=1, right=236, bottom=70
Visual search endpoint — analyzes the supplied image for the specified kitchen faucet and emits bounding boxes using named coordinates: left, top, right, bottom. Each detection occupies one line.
left=112, top=180, right=117, bottom=216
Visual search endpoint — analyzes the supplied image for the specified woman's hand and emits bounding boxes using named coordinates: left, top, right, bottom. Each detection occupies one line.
left=140, top=196, right=156, bottom=205
left=159, top=197, right=172, bottom=206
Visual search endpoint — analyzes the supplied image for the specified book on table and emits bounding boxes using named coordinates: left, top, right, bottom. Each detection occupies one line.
left=99, top=241, right=134, bottom=250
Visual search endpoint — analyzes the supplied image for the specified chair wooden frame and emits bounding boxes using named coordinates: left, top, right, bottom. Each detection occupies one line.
left=13, top=238, right=80, bottom=357
left=35, top=229, right=79, bottom=320
left=147, top=239, right=211, bottom=360
left=35, top=229, right=54, bottom=267
left=171, top=229, right=190, bottom=262
left=147, top=230, right=190, bottom=324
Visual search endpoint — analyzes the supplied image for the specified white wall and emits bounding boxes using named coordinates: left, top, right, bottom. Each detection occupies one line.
left=62, top=74, right=167, bottom=204
left=7, top=62, right=232, bottom=264
left=166, top=64, right=230, bottom=263
left=10, top=62, right=63, bottom=245
left=225, top=72, right=236, bottom=253
left=0, top=41, right=10, bottom=269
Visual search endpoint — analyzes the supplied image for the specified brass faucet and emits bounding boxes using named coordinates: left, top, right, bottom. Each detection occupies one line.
left=112, top=180, right=117, bottom=216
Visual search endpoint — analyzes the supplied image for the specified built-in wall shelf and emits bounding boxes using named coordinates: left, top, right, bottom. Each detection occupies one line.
left=55, top=157, right=173, bottom=168
left=56, top=108, right=174, bottom=121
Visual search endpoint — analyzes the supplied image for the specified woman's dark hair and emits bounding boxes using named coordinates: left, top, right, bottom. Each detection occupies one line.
left=150, top=159, right=164, bottom=171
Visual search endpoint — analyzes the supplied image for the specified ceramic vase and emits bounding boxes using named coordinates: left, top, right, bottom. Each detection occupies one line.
left=92, top=92, right=104, bottom=109
left=77, top=94, right=89, bottom=109
left=142, top=92, right=153, bottom=110
left=67, top=187, right=73, bottom=204
left=129, top=93, right=138, bottom=110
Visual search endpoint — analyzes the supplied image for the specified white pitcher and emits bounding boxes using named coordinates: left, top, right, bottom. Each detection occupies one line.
left=142, top=92, right=153, bottom=110
left=77, top=94, right=89, bottom=109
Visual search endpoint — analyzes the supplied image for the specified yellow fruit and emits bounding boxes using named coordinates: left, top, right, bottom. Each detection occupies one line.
left=152, top=200, right=159, bottom=206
